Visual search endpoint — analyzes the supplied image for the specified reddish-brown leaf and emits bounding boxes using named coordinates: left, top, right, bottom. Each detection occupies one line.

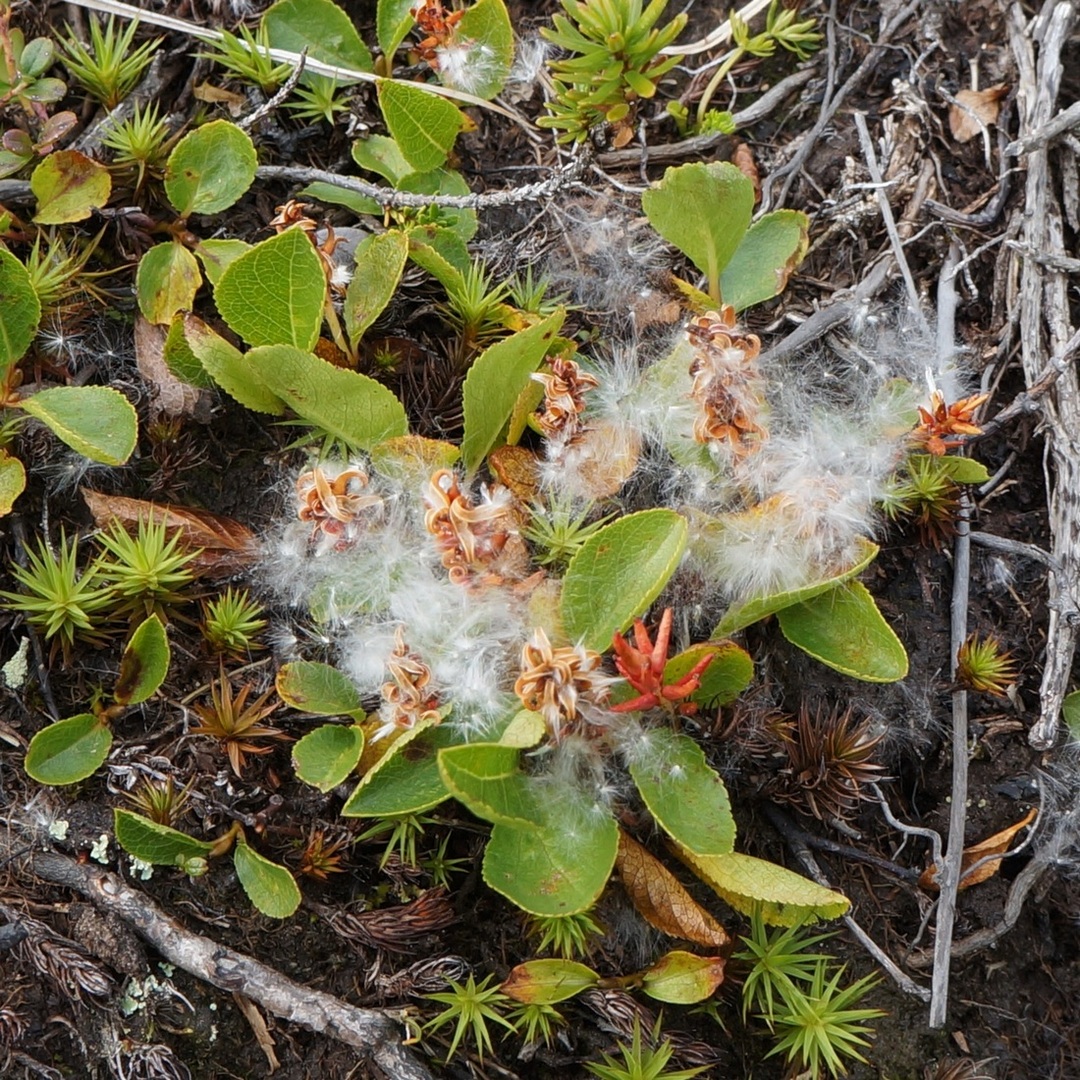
left=82, top=490, right=258, bottom=576
left=615, top=831, right=730, bottom=948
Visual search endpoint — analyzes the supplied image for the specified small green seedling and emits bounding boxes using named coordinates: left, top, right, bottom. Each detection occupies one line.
left=24, top=615, right=170, bottom=785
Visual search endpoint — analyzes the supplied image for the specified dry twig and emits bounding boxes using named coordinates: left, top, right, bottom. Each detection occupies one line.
left=1006, top=1, right=1080, bottom=750
left=29, top=852, right=435, bottom=1080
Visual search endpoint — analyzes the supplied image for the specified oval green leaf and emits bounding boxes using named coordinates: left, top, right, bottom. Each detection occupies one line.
left=19, top=386, right=137, bottom=465
left=713, top=537, right=880, bottom=637
left=233, top=841, right=302, bottom=918
left=483, top=805, right=618, bottom=917
left=664, top=641, right=753, bottom=708
left=629, top=729, right=735, bottom=856
left=439, top=743, right=537, bottom=827
left=461, top=310, right=564, bottom=475
left=676, top=848, right=850, bottom=926
left=776, top=580, right=909, bottom=682
left=720, top=209, right=809, bottom=311
left=264, top=0, right=373, bottom=82
left=352, top=133, right=412, bottom=184
left=562, top=509, right=688, bottom=653
left=341, top=720, right=457, bottom=817
left=344, top=230, right=409, bottom=342
left=182, top=314, right=285, bottom=414
left=31, top=150, right=111, bottom=224
left=113, top=808, right=213, bottom=865
left=640, top=950, right=726, bottom=1004
left=25, top=713, right=112, bottom=785
left=136, top=242, right=202, bottom=325
left=276, top=660, right=364, bottom=717
left=214, top=229, right=326, bottom=350
left=0, top=247, right=41, bottom=375
left=293, top=723, right=364, bottom=792
left=165, top=120, right=257, bottom=217
left=247, top=344, right=409, bottom=450
left=501, top=959, right=600, bottom=1005
left=114, top=615, right=170, bottom=706
left=377, top=79, right=464, bottom=173
left=641, top=162, right=754, bottom=296
left=0, top=449, right=26, bottom=515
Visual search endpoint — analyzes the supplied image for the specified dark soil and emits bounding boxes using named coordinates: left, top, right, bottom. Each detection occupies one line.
left=2, top=1, right=1079, bottom=1078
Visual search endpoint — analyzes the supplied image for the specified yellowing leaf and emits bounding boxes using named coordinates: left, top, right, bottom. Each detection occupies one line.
left=920, top=808, right=1037, bottom=891
left=675, top=847, right=850, bottom=926
left=616, top=831, right=730, bottom=948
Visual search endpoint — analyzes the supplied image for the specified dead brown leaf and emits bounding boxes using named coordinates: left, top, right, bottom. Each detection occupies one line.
left=731, top=141, right=761, bottom=203
left=615, top=831, right=730, bottom=948
left=920, top=807, right=1036, bottom=891
left=82, top=490, right=258, bottom=577
left=194, top=82, right=246, bottom=116
left=232, top=992, right=279, bottom=1072
left=632, top=289, right=683, bottom=330
left=949, top=84, right=1009, bottom=143
left=487, top=445, right=540, bottom=506
left=134, top=315, right=210, bottom=420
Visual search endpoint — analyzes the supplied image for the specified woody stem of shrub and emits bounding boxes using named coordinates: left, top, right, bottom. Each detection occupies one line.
left=30, top=851, right=436, bottom=1080
left=929, top=247, right=969, bottom=1030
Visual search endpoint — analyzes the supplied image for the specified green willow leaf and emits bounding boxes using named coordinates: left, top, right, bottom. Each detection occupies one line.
left=720, top=209, right=809, bottom=311
left=214, top=229, right=326, bottom=350
left=0, top=247, right=41, bottom=376
left=776, top=580, right=909, bottom=682
left=182, top=314, right=284, bottom=414
left=713, top=537, right=880, bottom=637
left=378, top=79, right=464, bottom=173
left=264, top=0, right=373, bottom=83
left=641, top=162, right=753, bottom=300
left=135, top=242, right=202, bottom=325
left=233, top=841, right=301, bottom=918
left=246, top=344, right=408, bottom=449
left=24, top=714, right=112, bottom=785
left=483, top=805, right=618, bottom=917
left=561, top=509, right=688, bottom=652
left=113, top=615, right=170, bottom=707
left=447, top=0, right=513, bottom=100
left=377, top=0, right=418, bottom=63
left=113, top=809, right=213, bottom=866
left=292, top=724, right=364, bottom=792
left=344, top=231, right=409, bottom=342
left=164, top=121, right=257, bottom=217
left=19, top=386, right=137, bottom=465
left=629, top=729, right=735, bottom=856
left=341, top=719, right=457, bottom=817
left=276, top=661, right=364, bottom=717
left=460, top=311, right=564, bottom=475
